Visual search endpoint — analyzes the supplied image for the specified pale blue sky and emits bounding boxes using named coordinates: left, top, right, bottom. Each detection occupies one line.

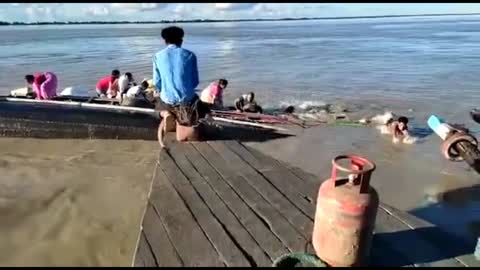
left=2, top=3, right=480, bottom=22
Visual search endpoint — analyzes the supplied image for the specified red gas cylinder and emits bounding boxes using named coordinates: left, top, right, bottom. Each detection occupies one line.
left=312, top=155, right=378, bottom=267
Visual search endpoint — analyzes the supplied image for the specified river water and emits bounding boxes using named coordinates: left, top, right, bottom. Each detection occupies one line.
left=1, top=16, right=480, bottom=265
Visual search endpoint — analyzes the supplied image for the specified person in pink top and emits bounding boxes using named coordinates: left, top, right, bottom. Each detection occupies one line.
left=200, top=79, right=228, bottom=109
left=24, top=72, right=58, bottom=100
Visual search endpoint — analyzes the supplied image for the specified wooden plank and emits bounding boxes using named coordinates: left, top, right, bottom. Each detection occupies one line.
left=242, top=142, right=320, bottom=199
left=284, top=162, right=321, bottom=185
left=223, top=140, right=276, bottom=172
left=142, top=204, right=184, bottom=267
left=208, top=141, right=313, bottom=236
left=169, top=143, right=272, bottom=266
left=381, top=203, right=477, bottom=267
left=183, top=143, right=289, bottom=260
left=226, top=141, right=319, bottom=199
left=374, top=207, right=464, bottom=267
left=238, top=141, right=320, bottom=185
left=149, top=165, right=224, bottom=267
left=224, top=141, right=317, bottom=208
left=193, top=142, right=307, bottom=252
left=158, top=148, right=251, bottom=267
left=134, top=232, right=157, bottom=267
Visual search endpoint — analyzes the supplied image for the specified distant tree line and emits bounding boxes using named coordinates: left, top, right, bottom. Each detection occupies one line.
left=1, top=13, right=480, bottom=26
left=0, top=18, right=310, bottom=26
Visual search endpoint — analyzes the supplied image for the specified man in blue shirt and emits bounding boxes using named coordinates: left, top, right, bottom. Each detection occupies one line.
left=152, top=26, right=205, bottom=148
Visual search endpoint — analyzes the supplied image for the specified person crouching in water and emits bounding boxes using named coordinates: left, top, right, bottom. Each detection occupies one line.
left=382, top=116, right=411, bottom=144
left=25, top=72, right=58, bottom=100
left=200, top=79, right=228, bottom=110
left=234, top=92, right=263, bottom=113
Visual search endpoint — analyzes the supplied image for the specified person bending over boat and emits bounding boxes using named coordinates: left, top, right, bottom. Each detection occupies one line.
left=234, top=92, right=263, bottom=113
left=120, top=80, right=152, bottom=108
left=200, top=79, right=228, bottom=110
left=96, top=69, right=120, bottom=97
left=144, top=78, right=157, bottom=102
left=118, top=72, right=136, bottom=99
left=20, top=75, right=36, bottom=98
left=153, top=26, right=209, bottom=148
left=25, top=72, right=58, bottom=100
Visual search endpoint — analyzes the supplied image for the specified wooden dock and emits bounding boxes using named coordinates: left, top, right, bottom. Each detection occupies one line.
left=132, top=140, right=479, bottom=267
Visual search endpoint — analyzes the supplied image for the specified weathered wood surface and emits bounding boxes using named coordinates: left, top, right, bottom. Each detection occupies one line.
left=133, top=140, right=477, bottom=267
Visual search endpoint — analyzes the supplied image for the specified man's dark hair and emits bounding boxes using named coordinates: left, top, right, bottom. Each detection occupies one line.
left=125, top=72, right=133, bottom=80
left=219, top=79, right=228, bottom=88
left=248, top=92, right=255, bottom=102
left=25, top=74, right=35, bottom=83
left=141, top=80, right=149, bottom=89
left=284, top=106, right=295, bottom=114
left=161, top=26, right=184, bottom=46
left=398, top=116, right=409, bottom=124
left=112, top=69, right=120, bottom=77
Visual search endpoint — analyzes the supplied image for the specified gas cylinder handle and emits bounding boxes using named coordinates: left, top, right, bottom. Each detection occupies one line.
left=331, top=155, right=376, bottom=193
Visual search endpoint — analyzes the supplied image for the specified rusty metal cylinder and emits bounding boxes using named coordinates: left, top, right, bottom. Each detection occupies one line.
left=441, top=132, right=478, bottom=162
left=312, top=155, right=379, bottom=267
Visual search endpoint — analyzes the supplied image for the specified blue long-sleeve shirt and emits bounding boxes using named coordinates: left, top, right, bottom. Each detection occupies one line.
left=153, top=44, right=199, bottom=105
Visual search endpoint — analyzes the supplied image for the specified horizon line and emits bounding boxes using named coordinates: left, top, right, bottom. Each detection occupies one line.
left=2, top=12, right=480, bottom=25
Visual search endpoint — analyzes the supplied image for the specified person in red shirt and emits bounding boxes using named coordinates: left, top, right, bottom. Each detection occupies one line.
left=96, top=69, right=120, bottom=97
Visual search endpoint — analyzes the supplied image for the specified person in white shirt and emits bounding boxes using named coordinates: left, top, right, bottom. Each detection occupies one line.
left=126, top=80, right=149, bottom=98
left=118, top=72, right=135, bottom=99
left=121, top=80, right=151, bottom=107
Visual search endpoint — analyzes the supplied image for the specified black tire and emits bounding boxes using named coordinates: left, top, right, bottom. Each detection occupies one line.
left=457, top=141, right=480, bottom=174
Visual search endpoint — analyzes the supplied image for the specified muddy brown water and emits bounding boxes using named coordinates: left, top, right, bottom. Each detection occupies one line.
left=0, top=138, right=157, bottom=266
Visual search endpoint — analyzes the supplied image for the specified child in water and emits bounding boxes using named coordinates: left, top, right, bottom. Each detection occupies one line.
left=361, top=112, right=415, bottom=144
left=384, top=116, right=411, bottom=144
left=378, top=114, right=415, bottom=144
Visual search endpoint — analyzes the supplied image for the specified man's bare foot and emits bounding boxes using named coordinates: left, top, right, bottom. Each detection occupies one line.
left=160, top=143, right=168, bottom=151
left=159, top=140, right=167, bottom=148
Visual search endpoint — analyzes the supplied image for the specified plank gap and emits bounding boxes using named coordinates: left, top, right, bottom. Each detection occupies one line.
left=160, top=152, right=228, bottom=266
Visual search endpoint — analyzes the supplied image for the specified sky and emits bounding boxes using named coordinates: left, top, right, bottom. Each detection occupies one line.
left=2, top=3, right=480, bottom=22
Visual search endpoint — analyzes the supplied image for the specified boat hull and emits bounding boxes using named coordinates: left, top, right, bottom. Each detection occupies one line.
left=0, top=100, right=160, bottom=140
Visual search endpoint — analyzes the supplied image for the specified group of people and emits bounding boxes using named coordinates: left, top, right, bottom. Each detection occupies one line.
left=20, top=25, right=410, bottom=147
left=21, top=26, right=264, bottom=147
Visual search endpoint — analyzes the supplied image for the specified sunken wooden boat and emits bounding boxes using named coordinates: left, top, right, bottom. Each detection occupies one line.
left=0, top=96, right=160, bottom=140
left=0, top=96, right=291, bottom=140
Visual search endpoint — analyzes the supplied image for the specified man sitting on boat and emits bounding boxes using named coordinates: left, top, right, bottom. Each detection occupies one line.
left=200, top=79, right=228, bottom=110
left=153, top=26, right=209, bottom=148
left=234, top=92, right=263, bottom=113
left=25, top=72, right=58, bottom=100
left=96, top=69, right=120, bottom=97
